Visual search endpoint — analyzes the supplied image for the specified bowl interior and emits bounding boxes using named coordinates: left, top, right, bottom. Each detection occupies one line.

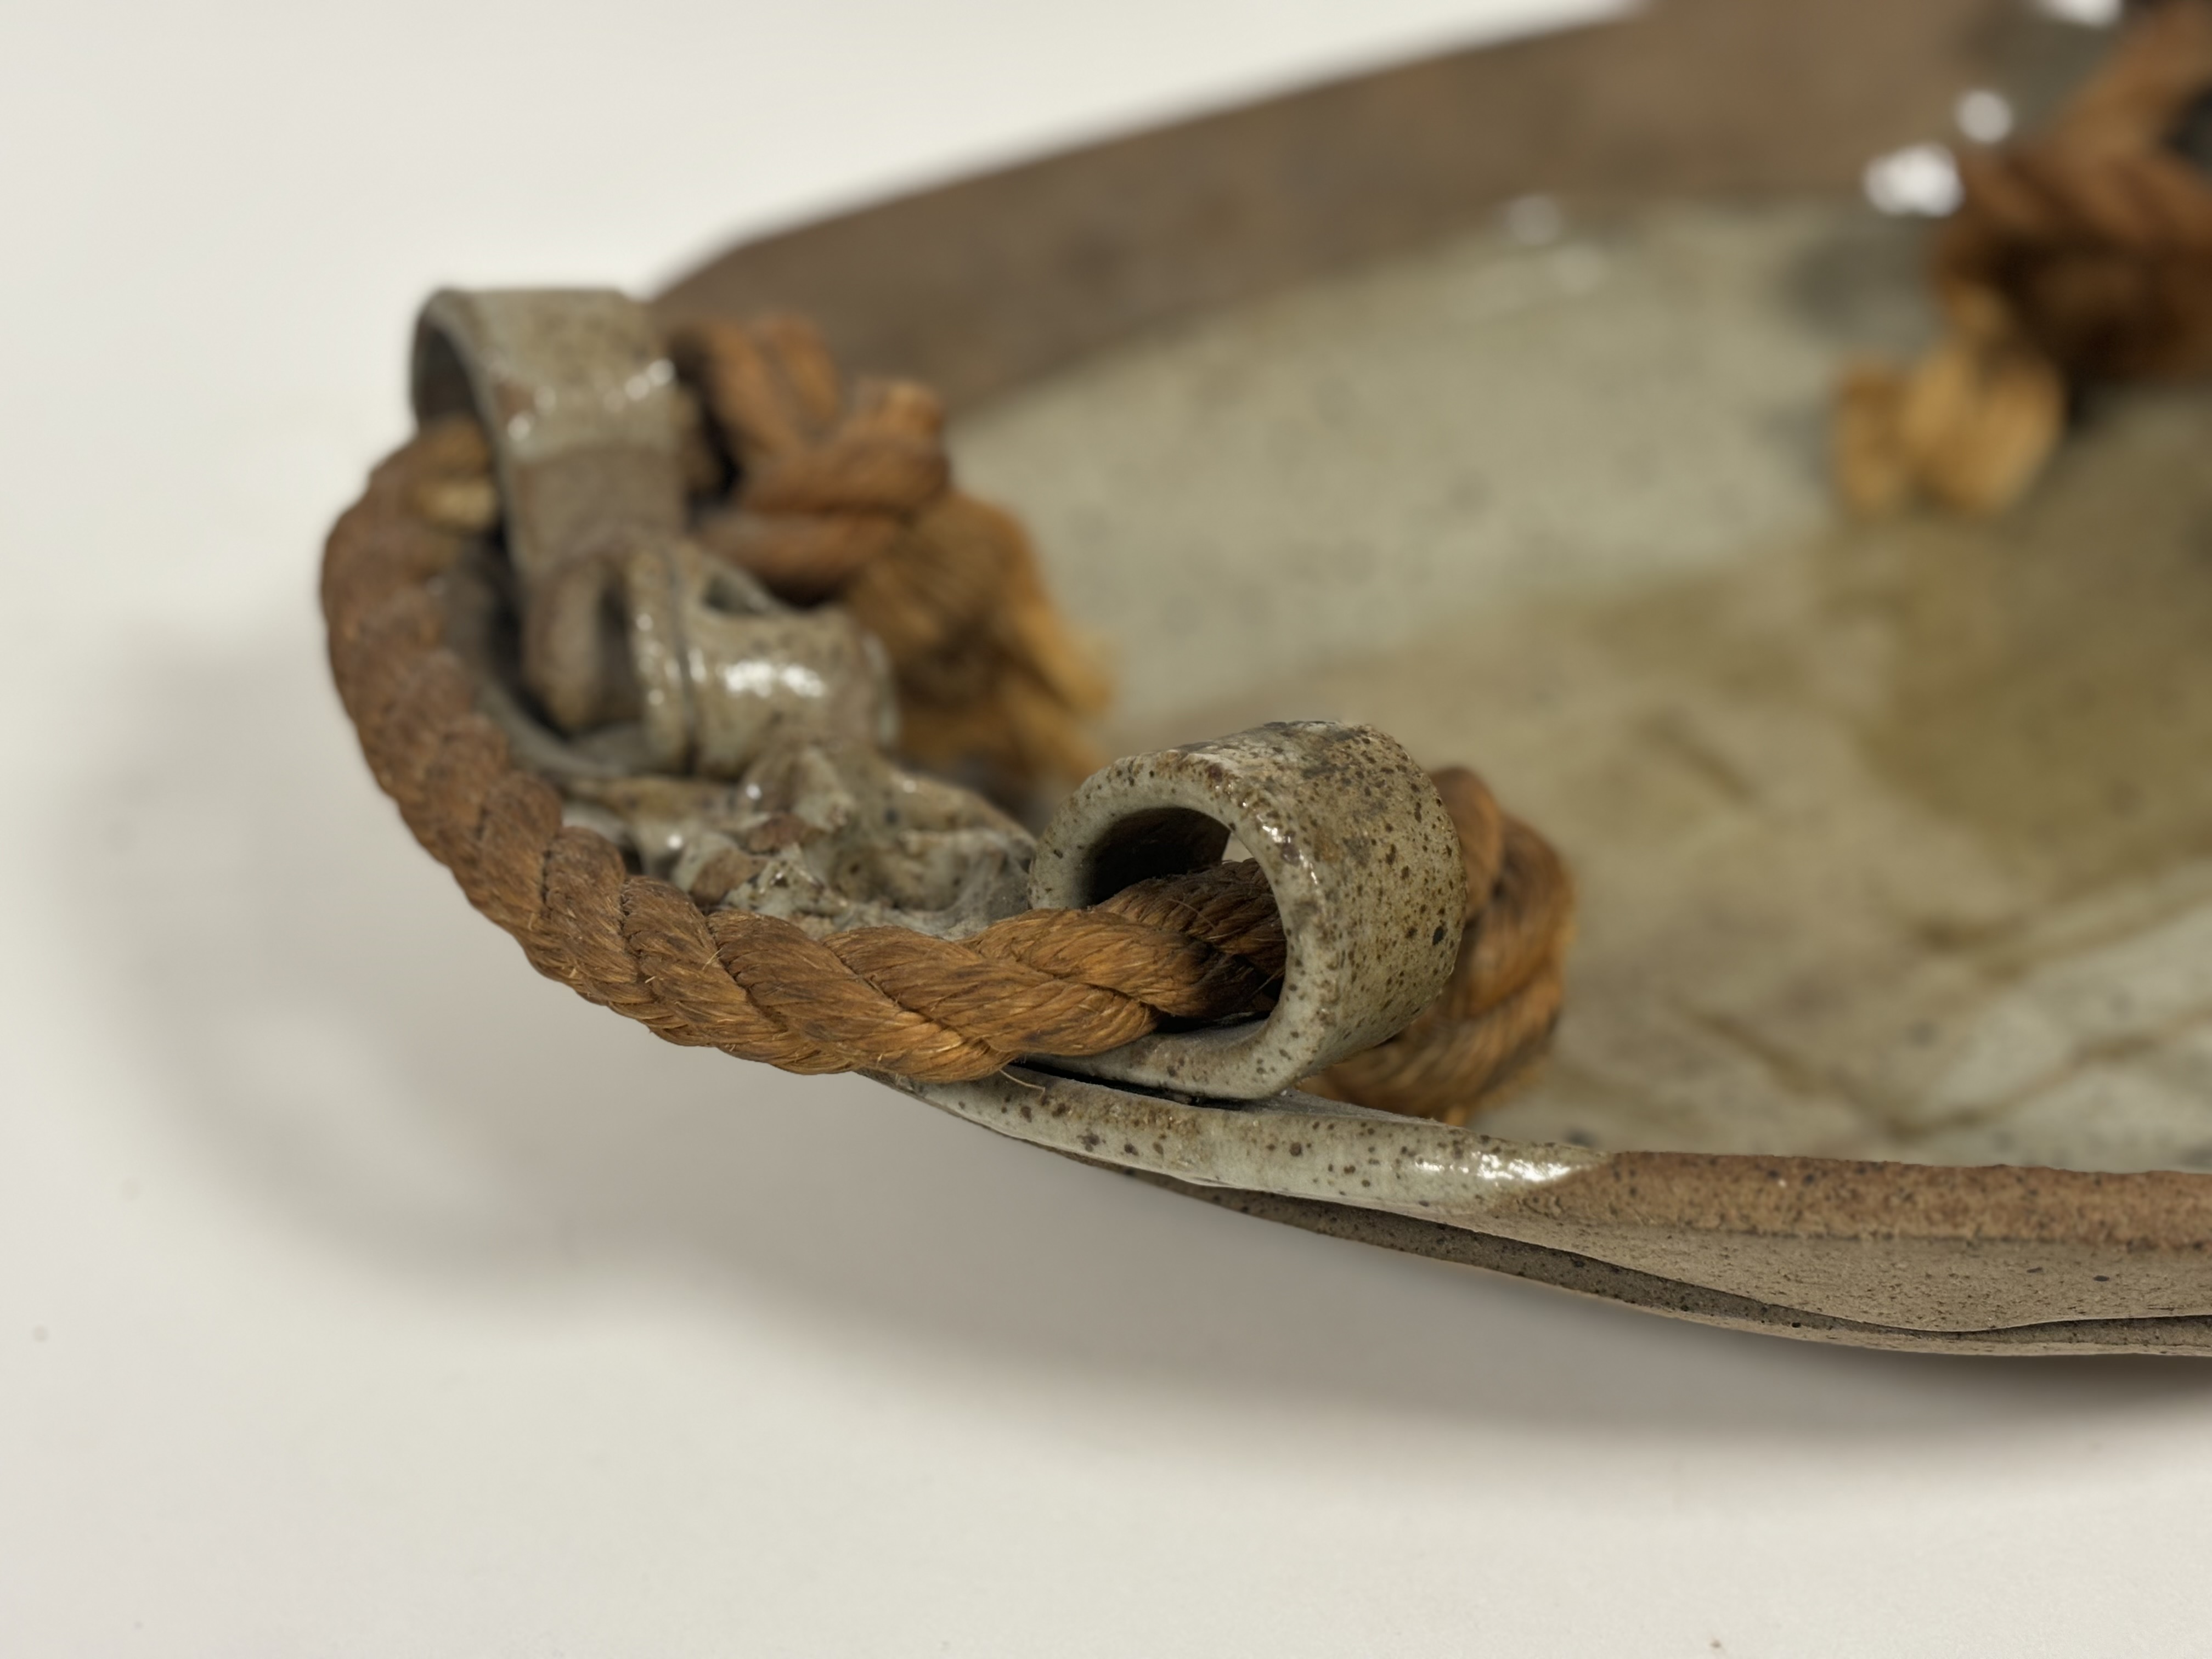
left=951, top=196, right=2212, bottom=1176
left=663, top=1, right=2212, bottom=1176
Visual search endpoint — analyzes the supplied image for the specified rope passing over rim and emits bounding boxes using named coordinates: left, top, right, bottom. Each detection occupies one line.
left=324, top=411, right=1572, bottom=1120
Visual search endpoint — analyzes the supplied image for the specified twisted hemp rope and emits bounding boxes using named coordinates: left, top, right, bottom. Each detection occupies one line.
left=1835, top=0, right=2212, bottom=517
left=326, top=413, right=1572, bottom=1122
left=677, top=314, right=1114, bottom=799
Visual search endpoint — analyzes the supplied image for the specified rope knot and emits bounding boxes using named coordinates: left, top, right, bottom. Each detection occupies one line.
left=675, top=314, right=1111, bottom=802
left=1835, top=0, right=2212, bottom=517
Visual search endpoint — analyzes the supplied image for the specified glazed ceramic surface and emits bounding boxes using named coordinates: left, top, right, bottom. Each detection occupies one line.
left=654, top=0, right=2212, bottom=1350
left=957, top=198, right=2212, bottom=1182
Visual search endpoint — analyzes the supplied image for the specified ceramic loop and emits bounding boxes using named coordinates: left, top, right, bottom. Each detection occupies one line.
left=1029, top=721, right=1466, bottom=1100
left=412, top=287, right=892, bottom=774
left=413, top=288, right=689, bottom=585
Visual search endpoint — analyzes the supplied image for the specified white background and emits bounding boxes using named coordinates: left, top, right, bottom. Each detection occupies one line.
left=5, top=2, right=2210, bottom=1654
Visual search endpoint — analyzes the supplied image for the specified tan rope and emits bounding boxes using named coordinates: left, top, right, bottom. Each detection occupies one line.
left=675, top=314, right=1113, bottom=798
left=324, top=415, right=1570, bottom=1111
left=1834, top=0, right=2212, bottom=517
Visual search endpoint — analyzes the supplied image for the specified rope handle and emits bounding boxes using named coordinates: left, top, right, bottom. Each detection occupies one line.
left=326, top=409, right=1571, bottom=1118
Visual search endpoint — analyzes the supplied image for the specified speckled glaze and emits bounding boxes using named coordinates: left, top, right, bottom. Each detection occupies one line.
left=900, top=1069, right=2212, bottom=1353
left=1030, top=722, right=1465, bottom=1098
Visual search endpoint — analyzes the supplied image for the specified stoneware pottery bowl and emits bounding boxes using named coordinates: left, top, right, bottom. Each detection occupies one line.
left=355, top=0, right=2212, bottom=1353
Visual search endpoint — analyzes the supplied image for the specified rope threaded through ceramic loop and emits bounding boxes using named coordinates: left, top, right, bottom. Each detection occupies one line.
left=325, top=412, right=1572, bottom=1121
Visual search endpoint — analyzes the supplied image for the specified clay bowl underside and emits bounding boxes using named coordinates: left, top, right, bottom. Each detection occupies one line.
left=655, top=0, right=2212, bottom=1350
